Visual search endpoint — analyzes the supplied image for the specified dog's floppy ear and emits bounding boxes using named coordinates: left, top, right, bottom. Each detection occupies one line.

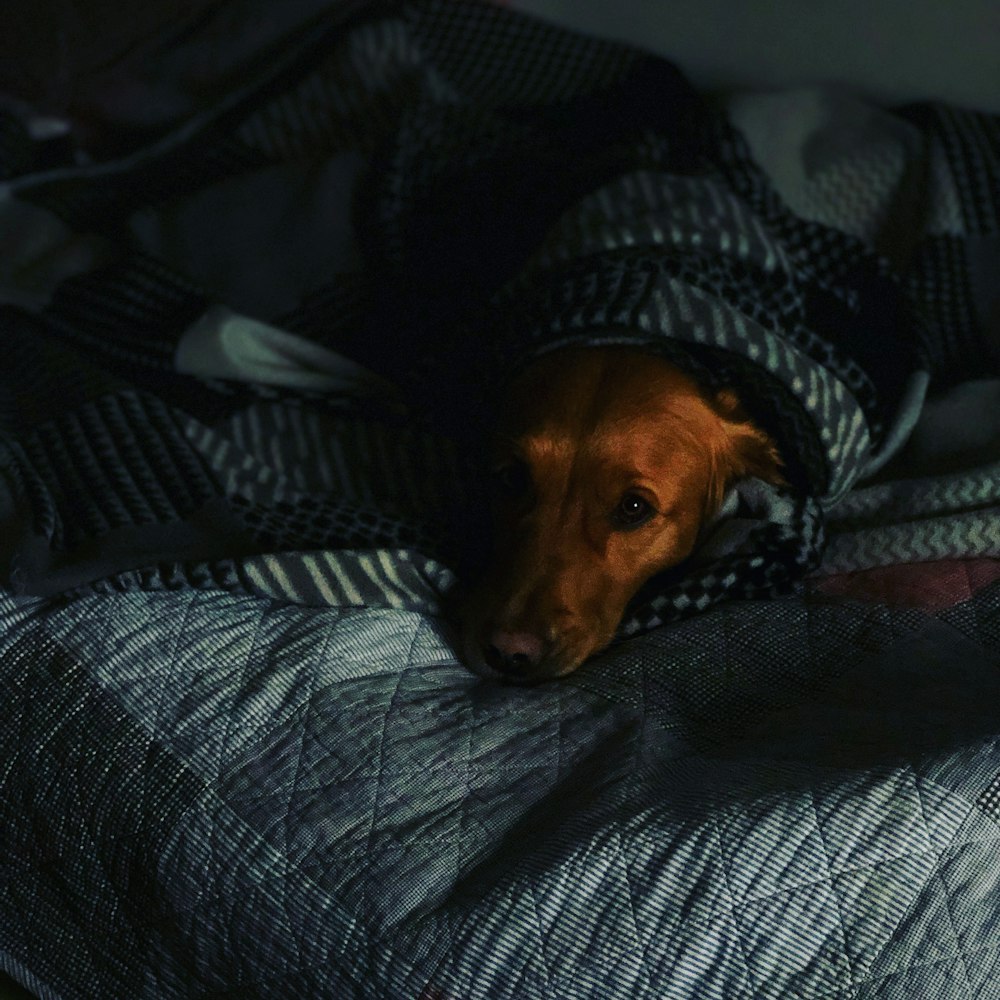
left=713, top=389, right=786, bottom=487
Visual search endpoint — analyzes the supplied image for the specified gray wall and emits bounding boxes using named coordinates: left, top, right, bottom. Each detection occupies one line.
left=514, top=0, right=1000, bottom=112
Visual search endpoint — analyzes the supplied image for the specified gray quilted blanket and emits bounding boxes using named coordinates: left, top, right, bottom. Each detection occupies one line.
left=3, top=579, right=1000, bottom=998
left=2, top=2, right=1000, bottom=997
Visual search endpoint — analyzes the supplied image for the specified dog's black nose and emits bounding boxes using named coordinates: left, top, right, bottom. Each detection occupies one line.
left=484, top=644, right=533, bottom=677
left=483, top=629, right=544, bottom=678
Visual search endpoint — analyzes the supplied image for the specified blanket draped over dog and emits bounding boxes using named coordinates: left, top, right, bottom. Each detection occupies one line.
left=1, top=0, right=999, bottom=634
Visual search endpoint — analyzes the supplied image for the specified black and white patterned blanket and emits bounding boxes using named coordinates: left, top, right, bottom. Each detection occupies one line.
left=2, top=0, right=998, bottom=633
left=2, top=3, right=1000, bottom=998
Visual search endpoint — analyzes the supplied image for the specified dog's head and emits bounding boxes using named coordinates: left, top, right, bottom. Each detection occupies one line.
left=460, top=346, right=783, bottom=682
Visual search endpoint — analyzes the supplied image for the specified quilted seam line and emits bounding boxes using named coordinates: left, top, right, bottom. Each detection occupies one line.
left=939, top=576, right=1000, bottom=656
left=42, top=611, right=169, bottom=995
left=417, top=665, right=489, bottom=1000
left=805, top=784, right=859, bottom=993
left=130, top=718, right=378, bottom=990
left=687, top=827, right=1000, bottom=915
left=910, top=766, right=978, bottom=998
left=806, top=942, right=999, bottom=1000
left=610, top=825, right=658, bottom=997
left=277, top=609, right=329, bottom=975
left=215, top=597, right=272, bottom=789
left=158, top=597, right=274, bottom=937
left=696, top=762, right=1000, bottom=1000
left=522, top=880, right=558, bottom=1000
left=359, top=662, right=410, bottom=919
left=820, top=765, right=991, bottom=999
left=705, top=814, right=760, bottom=999
left=145, top=591, right=200, bottom=759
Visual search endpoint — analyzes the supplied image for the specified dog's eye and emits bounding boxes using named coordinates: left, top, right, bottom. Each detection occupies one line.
left=612, top=492, right=655, bottom=529
left=493, top=459, right=530, bottom=495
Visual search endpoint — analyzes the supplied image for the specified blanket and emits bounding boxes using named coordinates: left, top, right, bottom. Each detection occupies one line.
left=3, top=574, right=1000, bottom=998
left=2, top=2, right=1000, bottom=998
left=1, top=0, right=998, bottom=635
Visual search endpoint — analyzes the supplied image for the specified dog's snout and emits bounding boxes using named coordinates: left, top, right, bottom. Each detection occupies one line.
left=483, top=629, right=545, bottom=678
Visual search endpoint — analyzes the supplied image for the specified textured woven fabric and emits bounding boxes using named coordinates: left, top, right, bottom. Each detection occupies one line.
left=1, top=0, right=998, bottom=634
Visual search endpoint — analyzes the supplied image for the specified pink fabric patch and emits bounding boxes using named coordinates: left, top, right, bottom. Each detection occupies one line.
left=810, top=559, right=1000, bottom=612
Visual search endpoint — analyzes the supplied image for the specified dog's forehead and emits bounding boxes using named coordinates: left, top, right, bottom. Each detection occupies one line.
left=509, top=403, right=699, bottom=456
left=513, top=418, right=708, bottom=493
left=503, top=383, right=681, bottom=442
left=497, top=347, right=718, bottom=491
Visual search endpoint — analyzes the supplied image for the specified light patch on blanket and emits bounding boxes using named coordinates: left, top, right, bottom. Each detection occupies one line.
left=176, top=305, right=398, bottom=398
left=240, top=548, right=455, bottom=612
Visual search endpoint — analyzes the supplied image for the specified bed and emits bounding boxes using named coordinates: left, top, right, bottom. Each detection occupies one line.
left=2, top=2, right=1000, bottom=998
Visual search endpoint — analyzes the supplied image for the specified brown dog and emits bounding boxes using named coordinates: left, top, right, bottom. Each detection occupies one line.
left=460, top=345, right=784, bottom=682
